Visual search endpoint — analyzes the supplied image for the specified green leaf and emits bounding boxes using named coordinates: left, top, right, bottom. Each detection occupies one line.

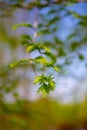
left=54, top=37, right=63, bottom=45
left=21, top=39, right=29, bottom=46
left=37, top=29, right=51, bottom=36
left=13, top=93, right=19, bottom=97
left=79, top=20, right=87, bottom=27
left=58, top=48, right=66, bottom=57
left=34, top=76, right=41, bottom=84
left=26, top=45, right=35, bottom=53
left=51, top=27, right=58, bottom=32
left=10, top=59, right=29, bottom=68
left=43, top=46, right=50, bottom=52
left=26, top=44, right=42, bottom=53
left=70, top=12, right=81, bottom=19
left=34, top=75, right=47, bottom=84
left=34, top=56, right=48, bottom=65
left=34, top=75, right=56, bottom=94
left=37, top=84, right=48, bottom=95
left=12, top=23, right=33, bottom=30
left=44, top=61, right=54, bottom=67
left=70, top=42, right=79, bottom=51
left=37, top=83, right=52, bottom=94
left=48, top=17, right=59, bottom=25
left=54, top=66, right=60, bottom=72
left=67, top=33, right=76, bottom=40
left=22, top=34, right=32, bottom=41
left=78, top=54, right=84, bottom=60
left=21, top=35, right=33, bottom=46
left=38, top=23, right=44, bottom=28
left=49, top=80, right=55, bottom=90
left=48, top=9, right=56, bottom=15
left=44, top=52, right=56, bottom=62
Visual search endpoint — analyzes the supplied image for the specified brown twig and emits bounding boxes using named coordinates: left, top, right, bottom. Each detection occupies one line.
left=33, top=7, right=39, bottom=42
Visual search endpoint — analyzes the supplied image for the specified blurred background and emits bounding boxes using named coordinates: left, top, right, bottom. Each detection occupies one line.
left=0, top=0, right=87, bottom=130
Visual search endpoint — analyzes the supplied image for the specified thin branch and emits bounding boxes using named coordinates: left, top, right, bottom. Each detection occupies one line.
left=28, top=58, right=37, bottom=77
left=30, top=62, right=37, bottom=77
left=33, top=7, right=39, bottom=42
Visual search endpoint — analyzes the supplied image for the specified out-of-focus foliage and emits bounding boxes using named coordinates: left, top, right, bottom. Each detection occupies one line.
left=0, top=0, right=87, bottom=129
left=0, top=97, right=87, bottom=130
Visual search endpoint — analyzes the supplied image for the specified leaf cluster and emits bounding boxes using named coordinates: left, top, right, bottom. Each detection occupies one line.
left=10, top=23, right=60, bottom=95
left=34, top=75, right=56, bottom=94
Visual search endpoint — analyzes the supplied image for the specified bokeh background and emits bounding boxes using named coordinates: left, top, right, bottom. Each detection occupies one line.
left=0, top=0, right=87, bottom=130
